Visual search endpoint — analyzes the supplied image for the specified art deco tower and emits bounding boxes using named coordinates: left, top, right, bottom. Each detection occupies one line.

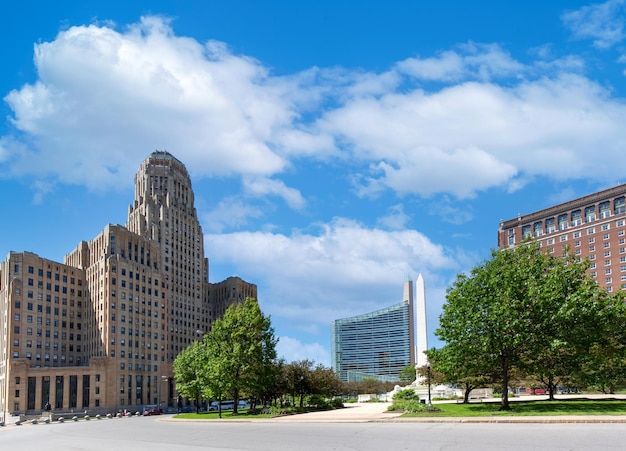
left=127, top=151, right=210, bottom=361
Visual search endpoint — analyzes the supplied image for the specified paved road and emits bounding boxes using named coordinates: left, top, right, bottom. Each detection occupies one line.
left=2, top=404, right=626, bottom=451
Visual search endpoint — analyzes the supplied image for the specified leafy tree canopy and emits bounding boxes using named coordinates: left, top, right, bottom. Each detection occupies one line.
left=436, top=241, right=623, bottom=410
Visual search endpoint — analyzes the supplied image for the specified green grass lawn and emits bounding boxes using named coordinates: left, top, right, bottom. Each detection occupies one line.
left=173, top=409, right=273, bottom=420
left=404, top=399, right=626, bottom=417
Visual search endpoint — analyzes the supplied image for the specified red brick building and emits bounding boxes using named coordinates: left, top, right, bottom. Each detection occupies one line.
left=498, top=184, right=626, bottom=292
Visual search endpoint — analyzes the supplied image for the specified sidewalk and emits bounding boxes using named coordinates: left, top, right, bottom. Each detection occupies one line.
left=269, top=402, right=402, bottom=423
left=265, top=401, right=626, bottom=424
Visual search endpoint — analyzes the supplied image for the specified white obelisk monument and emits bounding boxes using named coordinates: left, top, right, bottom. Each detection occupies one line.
left=415, top=273, right=429, bottom=368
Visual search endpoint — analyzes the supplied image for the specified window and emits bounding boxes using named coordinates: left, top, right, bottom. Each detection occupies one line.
left=560, top=235, right=568, bottom=242
left=600, top=201, right=611, bottom=218
left=589, top=237, right=595, bottom=243
left=615, top=197, right=625, bottom=215
left=575, top=241, right=581, bottom=247
left=585, top=206, right=596, bottom=222
left=571, top=210, right=582, bottom=226
left=522, top=225, right=531, bottom=239
left=545, top=218, right=555, bottom=233
left=589, top=246, right=595, bottom=251
left=533, top=221, right=543, bottom=237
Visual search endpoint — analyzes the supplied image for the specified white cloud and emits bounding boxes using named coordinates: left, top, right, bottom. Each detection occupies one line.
left=243, top=176, right=305, bottom=210
left=427, top=197, right=474, bottom=225
left=377, top=204, right=410, bottom=230
left=2, top=16, right=315, bottom=192
left=205, top=218, right=457, bottom=343
left=317, top=71, right=626, bottom=198
left=4, top=15, right=626, bottom=205
left=562, top=0, right=626, bottom=48
left=277, top=336, right=330, bottom=366
left=201, top=197, right=264, bottom=233
left=396, top=43, right=524, bottom=82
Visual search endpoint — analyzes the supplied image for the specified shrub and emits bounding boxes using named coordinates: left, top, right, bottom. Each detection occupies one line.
left=392, top=389, right=419, bottom=401
left=269, top=405, right=289, bottom=416
left=306, top=394, right=330, bottom=409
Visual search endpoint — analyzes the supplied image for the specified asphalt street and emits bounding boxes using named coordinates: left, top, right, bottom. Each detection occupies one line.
left=1, top=402, right=626, bottom=450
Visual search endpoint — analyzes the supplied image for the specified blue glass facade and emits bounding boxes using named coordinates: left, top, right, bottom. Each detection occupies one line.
left=331, top=300, right=413, bottom=382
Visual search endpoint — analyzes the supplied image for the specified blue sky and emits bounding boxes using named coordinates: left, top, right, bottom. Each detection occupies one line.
left=2, top=0, right=626, bottom=367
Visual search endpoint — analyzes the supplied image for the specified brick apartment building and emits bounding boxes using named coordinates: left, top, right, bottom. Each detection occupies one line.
left=498, top=183, right=626, bottom=292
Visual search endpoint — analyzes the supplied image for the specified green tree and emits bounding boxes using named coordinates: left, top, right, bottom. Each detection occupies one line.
left=398, top=365, right=417, bottom=383
left=575, top=296, right=626, bottom=393
left=310, top=363, right=343, bottom=398
left=426, top=346, right=491, bottom=403
left=284, top=359, right=314, bottom=408
left=205, top=297, right=278, bottom=414
left=437, top=241, right=612, bottom=410
left=173, top=340, right=207, bottom=413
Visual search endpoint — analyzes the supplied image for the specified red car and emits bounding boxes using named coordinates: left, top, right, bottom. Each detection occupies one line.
left=142, top=407, right=163, bottom=416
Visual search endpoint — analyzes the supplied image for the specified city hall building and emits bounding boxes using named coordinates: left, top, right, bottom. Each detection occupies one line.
left=498, top=183, right=626, bottom=291
left=0, top=151, right=256, bottom=422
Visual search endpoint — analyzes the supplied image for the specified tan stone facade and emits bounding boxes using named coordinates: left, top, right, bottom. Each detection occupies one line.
left=498, top=183, right=626, bottom=291
left=0, top=151, right=256, bottom=422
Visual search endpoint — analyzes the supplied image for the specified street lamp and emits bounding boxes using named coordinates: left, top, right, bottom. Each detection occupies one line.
left=159, top=376, right=168, bottom=410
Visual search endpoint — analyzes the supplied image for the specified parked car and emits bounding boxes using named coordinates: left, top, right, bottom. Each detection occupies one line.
left=209, top=401, right=234, bottom=411
left=142, top=405, right=163, bottom=416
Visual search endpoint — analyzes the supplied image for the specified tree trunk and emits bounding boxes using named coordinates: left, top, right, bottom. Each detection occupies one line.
left=499, top=356, right=510, bottom=411
left=463, top=389, right=470, bottom=404
left=547, top=378, right=555, bottom=401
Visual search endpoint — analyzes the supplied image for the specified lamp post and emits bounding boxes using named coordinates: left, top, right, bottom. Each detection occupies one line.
left=159, top=376, right=168, bottom=411
left=427, top=365, right=432, bottom=408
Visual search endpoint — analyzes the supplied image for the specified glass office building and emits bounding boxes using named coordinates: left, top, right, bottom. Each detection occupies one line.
left=331, top=283, right=414, bottom=382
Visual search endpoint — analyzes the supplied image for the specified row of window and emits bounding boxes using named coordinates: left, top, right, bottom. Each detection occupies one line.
left=25, top=266, right=82, bottom=285
left=510, top=203, right=626, bottom=244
